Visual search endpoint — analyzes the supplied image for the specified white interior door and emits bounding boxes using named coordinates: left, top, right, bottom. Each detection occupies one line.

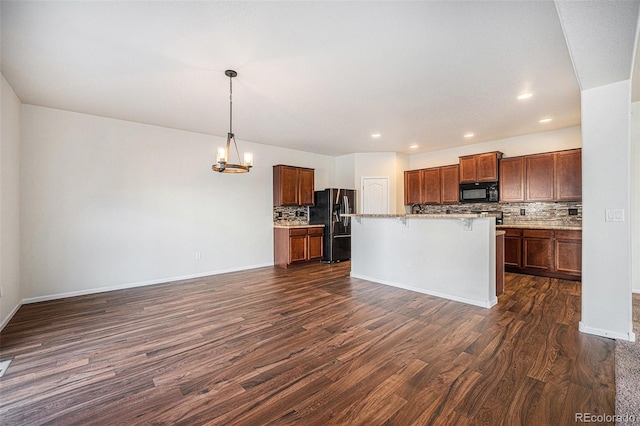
left=361, top=177, right=389, bottom=214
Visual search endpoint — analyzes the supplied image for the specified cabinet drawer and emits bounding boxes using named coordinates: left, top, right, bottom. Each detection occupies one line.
left=289, top=228, right=308, bottom=237
left=523, top=229, right=553, bottom=239
left=503, top=228, right=523, bottom=237
left=307, top=227, right=324, bottom=236
left=555, top=230, right=581, bottom=240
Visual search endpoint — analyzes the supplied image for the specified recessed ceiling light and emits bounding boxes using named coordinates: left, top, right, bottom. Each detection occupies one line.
left=371, top=133, right=381, bottom=138
left=539, top=118, right=552, bottom=123
left=464, top=133, right=474, bottom=138
left=409, top=144, right=418, bottom=149
left=518, top=93, right=533, bottom=100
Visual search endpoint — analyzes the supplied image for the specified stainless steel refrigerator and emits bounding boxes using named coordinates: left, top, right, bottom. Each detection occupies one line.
left=309, top=188, right=356, bottom=263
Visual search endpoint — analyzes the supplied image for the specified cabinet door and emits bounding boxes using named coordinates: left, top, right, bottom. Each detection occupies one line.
left=298, top=168, right=315, bottom=206
left=504, top=229, right=523, bottom=269
left=404, top=170, right=423, bottom=205
left=458, top=156, right=477, bottom=183
left=555, top=149, right=581, bottom=201
left=289, top=234, right=307, bottom=263
left=525, top=154, right=555, bottom=201
left=274, top=165, right=300, bottom=206
left=476, top=152, right=500, bottom=182
left=554, top=230, right=581, bottom=276
left=500, top=157, right=525, bottom=202
left=421, top=168, right=441, bottom=204
left=440, top=165, right=459, bottom=204
left=523, top=230, right=553, bottom=271
left=307, top=230, right=323, bottom=260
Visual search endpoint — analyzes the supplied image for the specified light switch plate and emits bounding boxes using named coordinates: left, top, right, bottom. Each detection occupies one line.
left=605, top=209, right=625, bottom=222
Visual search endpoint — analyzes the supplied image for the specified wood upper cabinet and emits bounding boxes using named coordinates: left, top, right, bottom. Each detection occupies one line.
left=440, top=165, right=460, bottom=204
left=404, top=170, right=423, bottom=205
left=555, top=149, right=582, bottom=201
left=525, top=153, right=555, bottom=201
left=500, top=157, right=525, bottom=202
left=273, top=165, right=315, bottom=206
left=501, top=149, right=582, bottom=202
left=404, top=165, right=459, bottom=205
left=298, top=168, right=315, bottom=206
left=459, top=152, right=502, bottom=183
left=421, top=168, right=441, bottom=204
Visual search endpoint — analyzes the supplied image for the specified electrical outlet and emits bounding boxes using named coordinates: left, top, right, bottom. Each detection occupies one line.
left=520, top=209, right=526, bottom=216
left=568, top=208, right=578, bottom=216
left=405, top=259, right=411, bottom=268
left=195, top=252, right=201, bottom=260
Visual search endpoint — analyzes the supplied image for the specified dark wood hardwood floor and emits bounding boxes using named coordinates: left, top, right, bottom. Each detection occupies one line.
left=0, top=262, right=615, bottom=425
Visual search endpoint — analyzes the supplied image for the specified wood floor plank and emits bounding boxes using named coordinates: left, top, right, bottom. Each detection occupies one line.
left=0, top=262, right=615, bottom=425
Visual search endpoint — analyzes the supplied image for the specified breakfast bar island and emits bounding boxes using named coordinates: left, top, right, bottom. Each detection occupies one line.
left=348, top=213, right=498, bottom=308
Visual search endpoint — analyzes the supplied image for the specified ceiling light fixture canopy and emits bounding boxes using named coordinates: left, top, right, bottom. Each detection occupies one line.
left=213, top=70, right=253, bottom=173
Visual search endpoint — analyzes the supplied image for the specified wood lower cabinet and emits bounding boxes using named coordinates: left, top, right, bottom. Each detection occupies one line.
left=504, top=228, right=523, bottom=269
left=307, top=227, right=324, bottom=260
left=502, top=227, right=581, bottom=280
left=274, top=226, right=324, bottom=268
left=496, top=233, right=505, bottom=295
left=523, top=229, right=553, bottom=272
left=554, top=230, right=582, bottom=276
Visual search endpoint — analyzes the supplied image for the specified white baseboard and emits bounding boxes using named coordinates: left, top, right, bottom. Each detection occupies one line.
left=350, top=272, right=497, bottom=309
left=22, top=262, right=274, bottom=305
left=579, top=321, right=636, bottom=342
left=0, top=301, right=23, bottom=332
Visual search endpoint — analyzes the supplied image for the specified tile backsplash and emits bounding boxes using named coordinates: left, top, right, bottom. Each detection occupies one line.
left=274, top=206, right=309, bottom=225
left=415, top=201, right=582, bottom=225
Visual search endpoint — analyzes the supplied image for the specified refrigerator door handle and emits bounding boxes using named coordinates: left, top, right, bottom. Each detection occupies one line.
left=343, top=195, right=351, bottom=227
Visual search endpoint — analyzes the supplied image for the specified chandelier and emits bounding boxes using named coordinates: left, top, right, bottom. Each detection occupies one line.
left=212, top=70, right=253, bottom=173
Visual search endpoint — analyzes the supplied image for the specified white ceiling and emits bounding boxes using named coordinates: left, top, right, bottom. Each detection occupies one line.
left=0, top=1, right=627, bottom=157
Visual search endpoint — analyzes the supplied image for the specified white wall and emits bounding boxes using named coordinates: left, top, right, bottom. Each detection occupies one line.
left=351, top=217, right=496, bottom=308
left=20, top=105, right=335, bottom=301
left=353, top=153, right=398, bottom=213
left=333, top=154, right=355, bottom=189
left=395, top=153, right=410, bottom=213
left=409, top=126, right=582, bottom=169
left=632, top=101, right=639, bottom=293
left=580, top=80, right=634, bottom=340
left=1, top=74, right=22, bottom=328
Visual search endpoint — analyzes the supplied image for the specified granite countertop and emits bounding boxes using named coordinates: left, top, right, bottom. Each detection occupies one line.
left=344, top=213, right=500, bottom=219
left=496, top=230, right=506, bottom=236
left=498, top=222, right=582, bottom=230
left=273, top=223, right=325, bottom=229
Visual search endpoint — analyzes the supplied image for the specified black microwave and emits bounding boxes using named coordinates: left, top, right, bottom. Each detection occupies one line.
left=459, top=182, right=499, bottom=203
